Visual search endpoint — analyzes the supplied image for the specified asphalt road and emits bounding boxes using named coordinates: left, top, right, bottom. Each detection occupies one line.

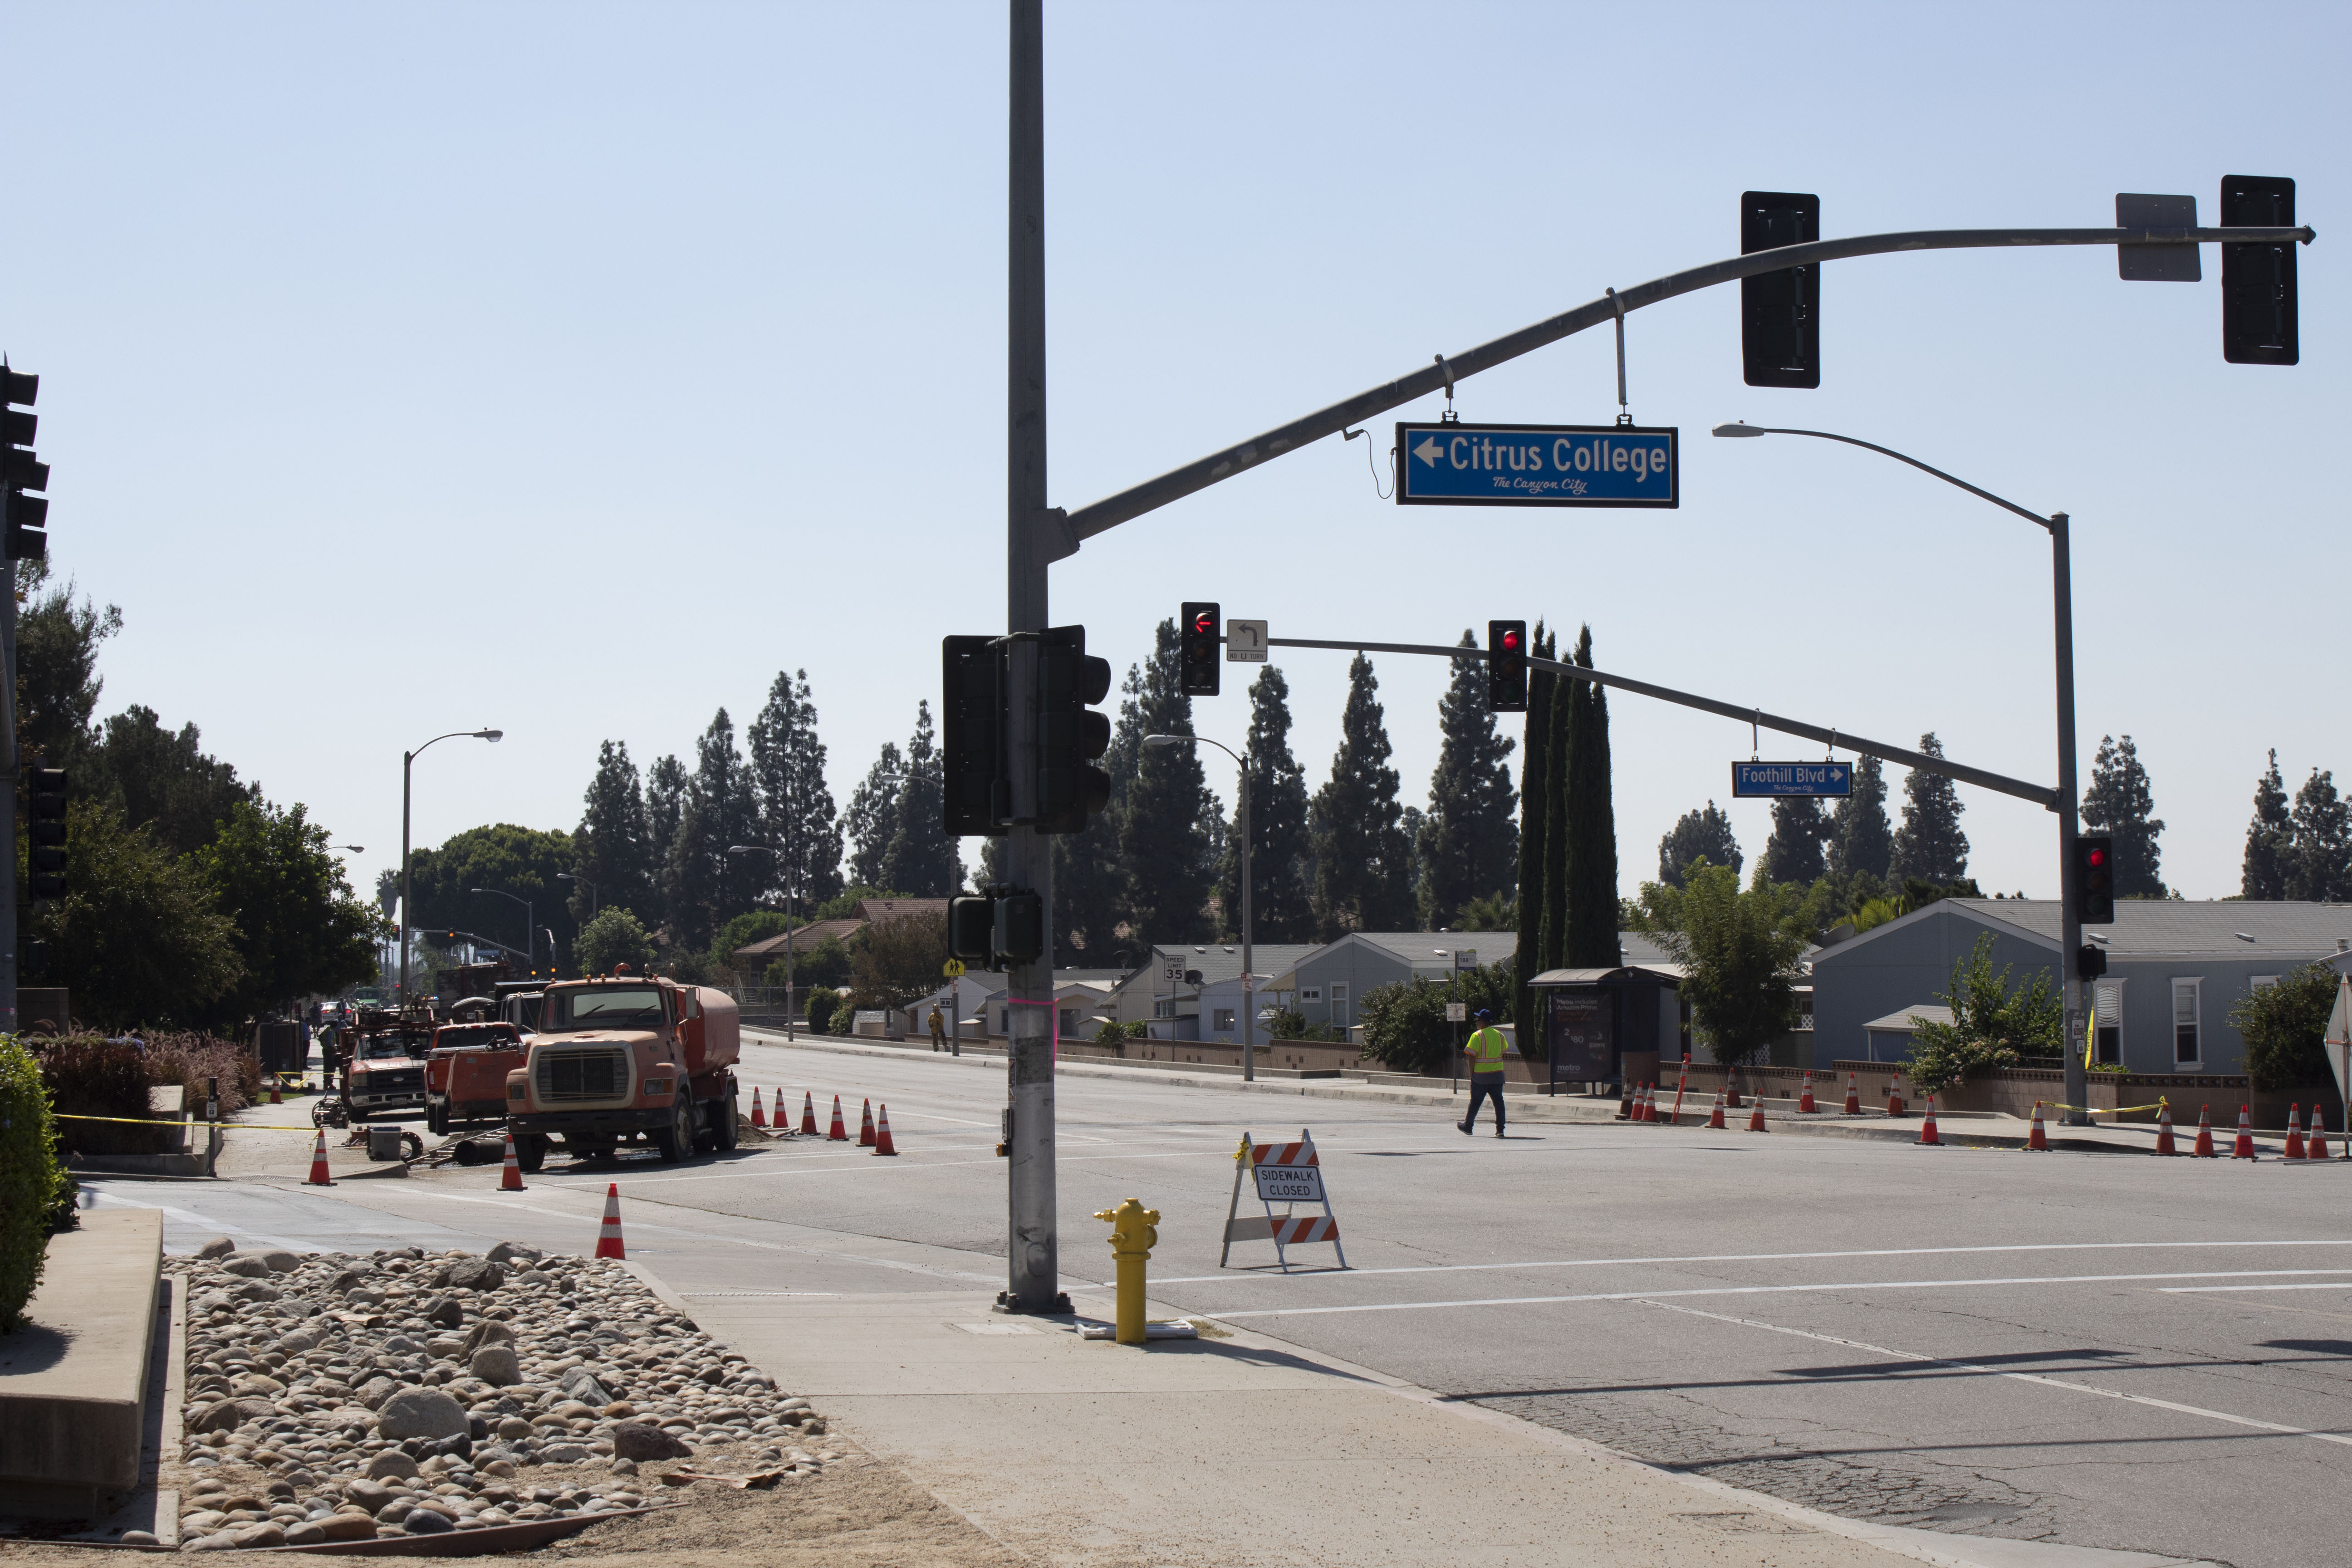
left=92, top=1033, right=2352, bottom=1567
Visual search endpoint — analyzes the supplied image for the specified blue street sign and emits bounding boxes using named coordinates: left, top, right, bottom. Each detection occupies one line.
left=1732, top=761, right=1852, bottom=798
left=1394, top=422, right=1678, bottom=508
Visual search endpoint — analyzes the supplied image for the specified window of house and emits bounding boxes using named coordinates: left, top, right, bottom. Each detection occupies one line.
left=1213, top=1008, right=1235, bottom=1032
left=1330, top=982, right=1350, bottom=1026
left=997, top=1009, right=1009, bottom=1034
left=1155, top=998, right=1176, bottom=1019
left=1298, top=987, right=1322, bottom=1004
left=2172, top=978, right=2202, bottom=1066
left=1058, top=1008, right=1078, bottom=1037
left=2093, top=980, right=2124, bottom=1067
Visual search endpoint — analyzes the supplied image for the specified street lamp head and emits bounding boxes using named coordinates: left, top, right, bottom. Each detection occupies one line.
left=474, top=729, right=504, bottom=742
left=1711, top=421, right=1764, bottom=438
left=333, top=844, right=365, bottom=854
left=1142, top=734, right=1185, bottom=748
left=725, top=844, right=771, bottom=856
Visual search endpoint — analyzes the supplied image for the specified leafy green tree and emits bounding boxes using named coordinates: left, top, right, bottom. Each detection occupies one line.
left=813, top=884, right=907, bottom=920
left=1121, top=620, right=1218, bottom=948
left=1416, top=631, right=1518, bottom=928
left=769, top=933, right=850, bottom=991
left=2287, top=769, right=2352, bottom=903
left=1640, top=861, right=1813, bottom=1065
left=1562, top=627, right=1618, bottom=971
left=1513, top=624, right=1557, bottom=1033
left=747, top=668, right=844, bottom=906
left=402, top=823, right=578, bottom=970
left=2231, top=961, right=2340, bottom=1092
left=14, top=559, right=119, bottom=781
left=802, top=986, right=842, bottom=1034
left=1311, top=654, right=1416, bottom=935
left=1827, top=755, right=1893, bottom=882
left=709, top=910, right=792, bottom=975
left=848, top=912, right=950, bottom=1010
left=2242, top=749, right=2293, bottom=900
left=1218, top=665, right=1316, bottom=946
left=32, top=799, right=242, bottom=1028
left=843, top=741, right=903, bottom=891
left=1360, top=962, right=1519, bottom=1076
left=573, top=740, right=656, bottom=929
left=192, top=800, right=385, bottom=1021
left=2082, top=734, right=2166, bottom=898
left=878, top=701, right=961, bottom=896
left=1890, top=735, right=1969, bottom=884
left=1903, top=933, right=2062, bottom=1095
left=575, top=907, right=656, bottom=975
left=91, top=706, right=257, bottom=858
left=1658, top=802, right=1740, bottom=889
left=1762, top=796, right=1827, bottom=886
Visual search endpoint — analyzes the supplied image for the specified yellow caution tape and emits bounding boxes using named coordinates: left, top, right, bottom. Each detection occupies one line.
left=2034, top=1100, right=2172, bottom=1117
left=51, top=1112, right=323, bottom=1132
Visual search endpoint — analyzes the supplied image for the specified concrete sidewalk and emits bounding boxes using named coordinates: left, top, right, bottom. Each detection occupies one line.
left=655, top=1268, right=2209, bottom=1568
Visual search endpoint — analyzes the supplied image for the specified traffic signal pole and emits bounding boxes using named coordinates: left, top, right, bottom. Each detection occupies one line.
left=2053, top=513, right=2086, bottom=1125
left=0, top=488, right=17, bottom=1035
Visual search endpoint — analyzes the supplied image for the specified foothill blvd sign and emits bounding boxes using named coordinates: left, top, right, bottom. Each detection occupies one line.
left=1731, top=761, right=1852, bottom=798
left=1395, top=421, right=1678, bottom=507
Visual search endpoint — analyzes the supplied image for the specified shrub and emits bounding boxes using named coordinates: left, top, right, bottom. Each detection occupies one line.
left=1, top=1034, right=64, bottom=1332
left=34, top=1039, right=165, bottom=1156
left=2232, top=961, right=2339, bottom=1092
left=804, top=988, right=842, bottom=1036
left=1124, top=1020, right=1149, bottom=1039
left=1263, top=1009, right=1309, bottom=1040
left=1093, top=1019, right=1127, bottom=1045
left=142, top=1032, right=259, bottom=1117
left=1906, top=934, right=2063, bottom=1096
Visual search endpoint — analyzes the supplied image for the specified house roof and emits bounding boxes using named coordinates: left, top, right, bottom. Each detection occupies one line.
left=1134, top=943, right=1324, bottom=990
left=1342, top=932, right=1517, bottom=966
left=1816, top=898, right=2352, bottom=963
left=1530, top=966, right=1681, bottom=987
left=1865, top=1004, right=1954, bottom=1032
left=729, top=897, right=955, bottom=969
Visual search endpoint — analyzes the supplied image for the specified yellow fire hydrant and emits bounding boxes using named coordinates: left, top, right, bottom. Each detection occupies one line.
left=1093, top=1197, right=1161, bottom=1345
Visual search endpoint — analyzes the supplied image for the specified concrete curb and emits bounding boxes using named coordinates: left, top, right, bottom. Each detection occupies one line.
left=0, top=1210, right=163, bottom=1518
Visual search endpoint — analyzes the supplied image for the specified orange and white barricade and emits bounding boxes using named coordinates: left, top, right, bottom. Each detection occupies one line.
left=1220, top=1128, right=1346, bottom=1273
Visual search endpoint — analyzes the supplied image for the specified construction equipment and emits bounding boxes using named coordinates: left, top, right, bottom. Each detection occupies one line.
left=502, top=967, right=741, bottom=1172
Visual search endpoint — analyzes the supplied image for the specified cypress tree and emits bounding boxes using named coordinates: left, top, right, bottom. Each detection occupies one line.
left=1889, top=734, right=1969, bottom=885
left=1220, top=665, right=1315, bottom=944
left=2081, top=734, right=2166, bottom=899
left=878, top=701, right=962, bottom=897
left=1120, top=619, right=1219, bottom=949
left=573, top=740, right=655, bottom=926
left=1537, top=651, right=1573, bottom=973
left=748, top=669, right=844, bottom=906
left=1416, top=631, right=1519, bottom=927
left=1513, top=624, right=1555, bottom=1029
left=842, top=742, right=903, bottom=890
left=2242, top=749, right=2292, bottom=900
left=1826, top=755, right=1892, bottom=883
left=2288, top=769, right=2352, bottom=903
left=1563, top=626, right=1618, bottom=968
left=1761, top=796, right=1827, bottom=886
left=1310, top=654, right=1416, bottom=935
left=665, top=710, right=760, bottom=949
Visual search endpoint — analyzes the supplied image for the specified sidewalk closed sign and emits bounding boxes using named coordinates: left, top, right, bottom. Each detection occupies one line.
left=1254, top=1157, right=1324, bottom=1204
left=1220, top=1128, right=1347, bottom=1272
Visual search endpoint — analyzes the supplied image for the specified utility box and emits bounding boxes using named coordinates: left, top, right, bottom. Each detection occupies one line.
left=366, top=1126, right=405, bottom=1162
left=1529, top=966, right=1682, bottom=1092
left=254, top=1020, right=305, bottom=1079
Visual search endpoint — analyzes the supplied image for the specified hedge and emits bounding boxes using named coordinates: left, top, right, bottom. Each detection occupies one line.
left=1, top=1034, right=63, bottom=1333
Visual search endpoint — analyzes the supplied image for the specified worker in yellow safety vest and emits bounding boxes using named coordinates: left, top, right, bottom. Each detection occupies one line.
left=1458, top=1009, right=1509, bottom=1138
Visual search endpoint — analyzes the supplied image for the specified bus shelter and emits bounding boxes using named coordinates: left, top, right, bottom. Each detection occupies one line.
left=1529, top=966, right=1682, bottom=1094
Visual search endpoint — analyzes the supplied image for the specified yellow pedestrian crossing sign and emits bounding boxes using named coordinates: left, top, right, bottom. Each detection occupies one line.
left=943, top=960, right=966, bottom=979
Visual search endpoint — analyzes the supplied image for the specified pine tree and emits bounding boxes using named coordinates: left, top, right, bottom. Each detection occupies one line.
left=573, top=740, right=655, bottom=926
left=1826, top=755, right=1892, bottom=882
left=1051, top=660, right=1143, bottom=965
left=1562, top=626, right=1618, bottom=968
left=2288, top=769, right=2352, bottom=903
left=747, top=669, right=844, bottom=907
left=1218, top=665, right=1315, bottom=945
left=2081, top=734, right=2166, bottom=898
left=1513, top=623, right=1555, bottom=1028
left=1416, top=631, right=1519, bottom=927
left=643, top=753, right=687, bottom=934
left=1761, top=796, right=1827, bottom=886
left=877, top=701, right=962, bottom=896
left=1889, top=734, right=1969, bottom=885
left=663, top=710, right=760, bottom=950
left=1658, top=802, right=1740, bottom=888
left=843, top=742, right=904, bottom=890
left=1120, top=619, right=1220, bottom=950
left=1537, top=651, right=1574, bottom=972
left=2242, top=749, right=2293, bottom=900
left=1310, top=653, right=1416, bottom=935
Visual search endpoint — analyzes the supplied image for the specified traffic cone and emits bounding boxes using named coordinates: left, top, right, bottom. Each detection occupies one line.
left=270, top=1076, right=283, bottom=1106
left=2028, top=1101, right=2049, bottom=1151
left=1707, top=1090, right=1726, bottom=1130
left=2155, top=1101, right=2177, bottom=1156
left=750, top=1087, right=767, bottom=1129
left=1633, top=1083, right=1648, bottom=1122
left=1843, top=1073, right=1862, bottom=1116
left=1887, top=1078, right=1906, bottom=1118
left=2284, top=1104, right=2306, bottom=1161
left=594, top=1183, right=626, bottom=1259
left=801, top=1092, right=818, bottom=1136
left=1919, top=1098, right=1941, bottom=1147
left=858, top=1098, right=877, bottom=1147
left=1798, top=1072, right=1817, bottom=1114
left=1747, top=1099, right=1767, bottom=1133
left=2193, top=1104, right=2216, bottom=1158
left=499, top=1129, right=526, bottom=1191
left=304, top=1129, right=334, bottom=1186
left=1643, top=1083, right=1658, bottom=1123
left=2231, top=1105, right=2257, bottom=1160
left=2310, top=1107, right=2331, bottom=1161
left=872, top=1104, right=898, bottom=1156
left=827, top=1095, right=848, bottom=1141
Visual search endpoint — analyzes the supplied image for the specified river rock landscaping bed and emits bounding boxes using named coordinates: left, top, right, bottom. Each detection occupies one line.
left=167, top=1241, right=841, bottom=1553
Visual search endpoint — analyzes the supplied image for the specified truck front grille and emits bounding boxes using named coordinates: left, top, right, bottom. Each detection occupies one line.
left=368, top=1069, right=423, bottom=1093
left=536, top=1048, right=631, bottom=1104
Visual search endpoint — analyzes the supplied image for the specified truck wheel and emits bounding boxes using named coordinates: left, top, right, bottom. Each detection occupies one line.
left=426, top=1104, right=447, bottom=1138
left=514, top=1135, right=547, bottom=1174
left=655, top=1098, right=696, bottom=1164
left=713, top=1097, right=739, bottom=1152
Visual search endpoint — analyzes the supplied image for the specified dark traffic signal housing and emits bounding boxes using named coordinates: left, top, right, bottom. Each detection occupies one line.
left=2221, top=175, right=2297, bottom=365
left=941, top=636, right=1007, bottom=836
left=1036, top=625, right=1112, bottom=834
left=947, top=885, right=1044, bottom=972
left=28, top=767, right=66, bottom=899
left=1741, top=191, right=1820, bottom=389
left=1486, top=620, right=1527, bottom=712
left=2074, top=833, right=2115, bottom=925
left=1180, top=602, right=1220, bottom=697
left=2, top=364, right=44, bottom=564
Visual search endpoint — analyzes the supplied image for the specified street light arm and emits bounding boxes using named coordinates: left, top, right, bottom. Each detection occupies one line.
left=1713, top=423, right=2050, bottom=530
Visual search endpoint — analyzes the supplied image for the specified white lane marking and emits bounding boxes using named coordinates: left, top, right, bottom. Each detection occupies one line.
left=1147, top=1236, right=2352, bottom=1287
left=1205, top=1268, right=2352, bottom=1319
left=1643, top=1299, right=2352, bottom=1451
left=2161, top=1282, right=2352, bottom=1293
left=82, top=1183, right=487, bottom=1253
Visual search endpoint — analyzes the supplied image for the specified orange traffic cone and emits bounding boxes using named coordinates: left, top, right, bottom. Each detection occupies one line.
left=1747, top=1098, right=1768, bottom=1133
left=2311, top=1108, right=2332, bottom=1161
left=2285, top=1104, right=2306, bottom=1161
left=2155, top=1102, right=2177, bottom=1156
left=1798, top=1072, right=1817, bottom=1114
left=827, top=1095, right=848, bottom=1141
left=858, top=1098, right=877, bottom=1147
left=1919, top=1098, right=1941, bottom=1147
left=2193, top=1104, right=2216, bottom=1158
left=304, top=1128, right=335, bottom=1186
left=1886, top=1077, right=1906, bottom=1118
left=872, top=1104, right=898, bottom=1156
left=800, top=1092, right=818, bottom=1136
left=1643, top=1083, right=1658, bottom=1123
left=1632, top=1083, right=1648, bottom=1122
left=1843, top=1073, right=1862, bottom=1116
left=750, top=1087, right=767, bottom=1129
left=270, top=1076, right=283, bottom=1106
left=594, top=1182, right=626, bottom=1259
left=2231, top=1105, right=2258, bottom=1160
left=1707, top=1090, right=1727, bottom=1130
left=2028, top=1101, right=2049, bottom=1151
left=499, top=1129, right=526, bottom=1191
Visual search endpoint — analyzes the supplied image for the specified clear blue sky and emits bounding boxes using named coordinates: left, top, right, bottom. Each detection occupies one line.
left=4, top=2, right=2345, bottom=908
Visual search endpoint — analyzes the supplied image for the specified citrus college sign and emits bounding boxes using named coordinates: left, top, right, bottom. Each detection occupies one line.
left=1395, top=421, right=1679, bottom=508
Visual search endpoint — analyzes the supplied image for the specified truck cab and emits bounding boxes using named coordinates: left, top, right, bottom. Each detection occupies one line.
left=339, top=1011, right=434, bottom=1120
left=504, top=971, right=740, bottom=1171
left=425, top=1017, right=525, bottom=1136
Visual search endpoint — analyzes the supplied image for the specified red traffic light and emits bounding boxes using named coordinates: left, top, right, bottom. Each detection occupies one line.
left=1502, top=629, right=1521, bottom=651
left=2087, top=847, right=2107, bottom=867
left=1193, top=612, right=1213, bottom=634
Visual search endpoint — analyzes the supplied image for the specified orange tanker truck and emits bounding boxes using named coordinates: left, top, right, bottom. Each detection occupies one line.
left=503, top=968, right=740, bottom=1171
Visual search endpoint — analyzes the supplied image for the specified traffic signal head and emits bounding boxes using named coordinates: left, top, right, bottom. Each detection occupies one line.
left=1740, top=191, right=1820, bottom=389
left=1486, top=620, right=1527, bottom=712
left=4, top=366, right=46, bottom=562
left=941, top=636, right=1008, bottom=836
left=28, top=767, right=66, bottom=900
left=2221, top=175, right=2297, bottom=365
left=1179, top=602, right=1220, bottom=697
left=2076, top=942, right=2108, bottom=981
left=2074, top=833, right=2114, bottom=925
left=1036, top=624, right=1113, bottom=834
left=947, top=893, right=997, bottom=964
